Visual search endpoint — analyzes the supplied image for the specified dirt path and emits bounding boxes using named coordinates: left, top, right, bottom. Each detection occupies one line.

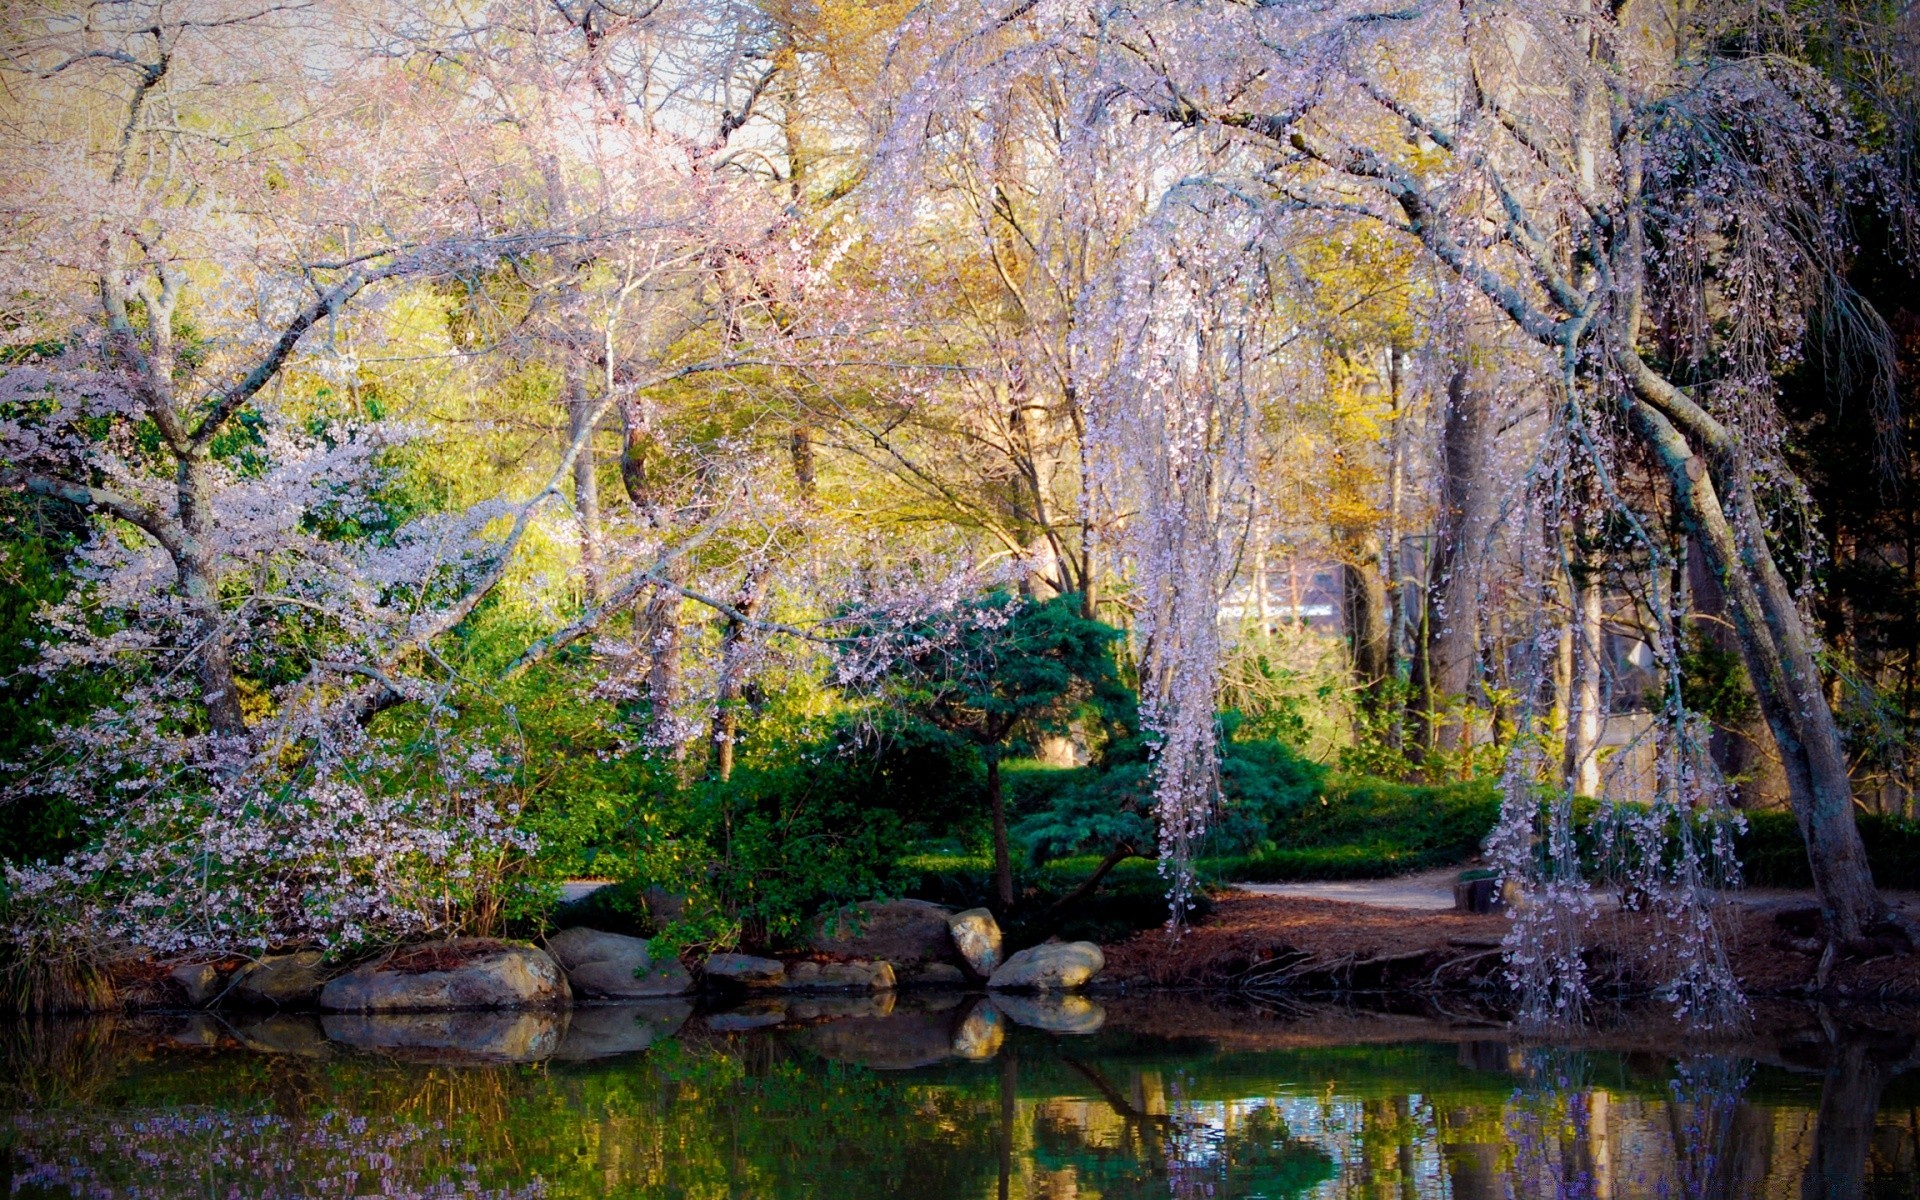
left=1230, top=869, right=1462, bottom=911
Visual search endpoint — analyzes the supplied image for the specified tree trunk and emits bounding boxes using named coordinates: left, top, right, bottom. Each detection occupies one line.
left=1340, top=534, right=1393, bottom=704
left=709, top=568, right=765, bottom=782
left=988, top=753, right=1013, bottom=910
left=1564, top=548, right=1603, bottom=798
left=1626, top=394, right=1882, bottom=939
left=178, top=456, right=248, bottom=739
left=566, top=363, right=602, bottom=603
left=1410, top=366, right=1491, bottom=754
left=636, top=576, right=683, bottom=759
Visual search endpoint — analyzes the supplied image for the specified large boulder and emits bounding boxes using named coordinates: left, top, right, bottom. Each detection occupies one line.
left=229, top=952, right=328, bottom=1009
left=946, top=909, right=1003, bottom=977
left=986, top=941, right=1104, bottom=992
left=898, top=962, right=968, bottom=987
left=786, top=959, right=896, bottom=992
left=545, top=927, right=693, bottom=998
left=318, top=940, right=570, bottom=1012
left=702, top=953, right=786, bottom=989
left=169, top=961, right=226, bottom=1008
left=810, top=899, right=957, bottom=965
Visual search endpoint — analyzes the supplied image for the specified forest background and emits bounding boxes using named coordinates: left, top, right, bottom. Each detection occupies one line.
left=0, top=0, right=1915, bottom=1003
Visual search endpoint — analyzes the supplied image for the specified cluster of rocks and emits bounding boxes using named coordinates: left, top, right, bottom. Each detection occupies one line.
left=159, top=897, right=1105, bottom=1015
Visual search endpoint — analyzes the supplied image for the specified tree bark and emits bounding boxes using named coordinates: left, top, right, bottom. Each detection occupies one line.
left=1339, top=532, right=1393, bottom=705
left=566, top=362, right=602, bottom=603
left=988, top=752, right=1013, bottom=910
left=636, top=575, right=683, bottom=759
left=1564, top=546, right=1604, bottom=798
left=1410, top=366, right=1491, bottom=755
left=709, top=568, right=765, bottom=782
left=1626, top=391, right=1882, bottom=939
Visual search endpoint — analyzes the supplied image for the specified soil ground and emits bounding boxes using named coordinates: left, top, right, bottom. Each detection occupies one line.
left=1102, top=885, right=1920, bottom=1000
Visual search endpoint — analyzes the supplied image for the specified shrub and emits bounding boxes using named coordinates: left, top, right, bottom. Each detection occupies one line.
left=1732, top=809, right=1920, bottom=889
left=1215, top=775, right=1501, bottom=880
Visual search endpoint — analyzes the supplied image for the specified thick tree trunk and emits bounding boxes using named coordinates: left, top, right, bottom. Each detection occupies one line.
left=1410, top=366, right=1491, bottom=754
left=1626, top=393, right=1882, bottom=939
left=988, top=753, right=1013, bottom=910
left=177, top=456, right=248, bottom=738
left=1340, top=535, right=1393, bottom=703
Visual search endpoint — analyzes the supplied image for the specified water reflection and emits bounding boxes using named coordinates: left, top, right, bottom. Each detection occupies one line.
left=0, top=998, right=1913, bottom=1199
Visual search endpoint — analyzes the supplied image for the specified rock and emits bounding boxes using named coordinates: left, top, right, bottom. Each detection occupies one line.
left=785, top=959, right=896, bottom=992
left=645, top=887, right=689, bottom=926
left=799, top=1011, right=954, bottom=1070
left=569, top=957, right=694, bottom=998
left=169, top=962, right=225, bottom=1007
left=322, top=1011, right=566, bottom=1063
left=231, top=1013, right=331, bottom=1058
left=318, top=941, right=570, bottom=1012
left=946, top=909, right=1003, bottom=977
left=810, top=899, right=957, bottom=965
left=545, top=927, right=693, bottom=998
left=950, top=1000, right=1004, bottom=1059
left=989, top=993, right=1105, bottom=1034
left=986, top=941, right=1104, bottom=992
left=703, top=999, right=788, bottom=1031
left=229, top=952, right=328, bottom=1009
left=702, top=952, right=786, bottom=989
left=898, top=962, right=969, bottom=987
left=553, top=1001, right=691, bottom=1060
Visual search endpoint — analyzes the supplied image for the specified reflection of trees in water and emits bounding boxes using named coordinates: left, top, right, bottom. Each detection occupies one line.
left=3, top=1018, right=1917, bottom=1198
left=1025, top=1062, right=1335, bottom=1199
left=1501, top=1049, right=1760, bottom=1200
left=1801, top=1026, right=1914, bottom=1200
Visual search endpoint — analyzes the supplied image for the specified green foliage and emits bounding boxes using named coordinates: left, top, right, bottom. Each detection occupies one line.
left=1675, top=626, right=1759, bottom=728
left=0, top=498, right=117, bottom=865
left=1011, top=731, right=1325, bottom=865
left=868, top=591, right=1129, bottom=764
left=1214, top=775, right=1501, bottom=881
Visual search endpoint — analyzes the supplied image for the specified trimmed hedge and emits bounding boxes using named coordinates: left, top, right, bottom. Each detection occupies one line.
left=1734, top=809, right=1920, bottom=889
left=1213, top=776, right=1501, bottom=881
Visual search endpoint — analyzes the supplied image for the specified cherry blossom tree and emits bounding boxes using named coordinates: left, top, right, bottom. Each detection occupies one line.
left=885, top=0, right=1911, bottom=955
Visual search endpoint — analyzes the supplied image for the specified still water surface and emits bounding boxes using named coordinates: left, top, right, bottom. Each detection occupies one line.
left=2, top=994, right=1916, bottom=1199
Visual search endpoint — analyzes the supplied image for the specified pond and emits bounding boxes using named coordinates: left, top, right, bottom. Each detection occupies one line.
left=2, top=994, right=1915, bottom=1199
